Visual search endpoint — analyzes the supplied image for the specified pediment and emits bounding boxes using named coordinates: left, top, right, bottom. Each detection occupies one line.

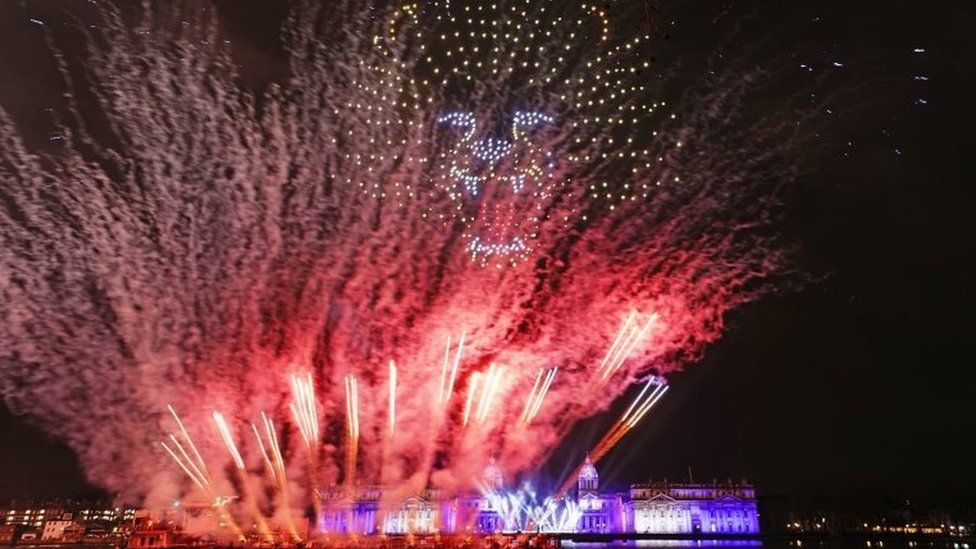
left=398, top=494, right=436, bottom=508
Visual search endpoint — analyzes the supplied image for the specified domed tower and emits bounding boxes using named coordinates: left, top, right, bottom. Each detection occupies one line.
left=483, top=457, right=504, bottom=491
left=578, top=455, right=599, bottom=495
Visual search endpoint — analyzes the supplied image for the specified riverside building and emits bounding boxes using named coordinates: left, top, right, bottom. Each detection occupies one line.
left=315, top=457, right=760, bottom=535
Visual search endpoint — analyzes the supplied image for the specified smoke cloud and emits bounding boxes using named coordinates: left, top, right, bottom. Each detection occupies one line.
left=0, top=0, right=827, bottom=518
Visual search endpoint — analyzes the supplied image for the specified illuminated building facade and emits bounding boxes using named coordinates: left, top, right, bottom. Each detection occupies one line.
left=0, top=502, right=139, bottom=543
left=2, top=504, right=136, bottom=528
left=316, top=459, right=759, bottom=535
left=576, top=457, right=628, bottom=533
left=318, top=488, right=452, bottom=535
left=628, top=481, right=760, bottom=534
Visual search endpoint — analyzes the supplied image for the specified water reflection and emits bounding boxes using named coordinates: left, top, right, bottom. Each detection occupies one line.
left=562, top=541, right=969, bottom=549
left=564, top=542, right=762, bottom=548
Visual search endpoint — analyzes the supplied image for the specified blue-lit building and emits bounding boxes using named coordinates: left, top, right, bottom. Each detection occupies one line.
left=576, top=457, right=628, bottom=533
left=627, top=480, right=759, bottom=534
left=573, top=456, right=760, bottom=534
left=316, top=458, right=759, bottom=535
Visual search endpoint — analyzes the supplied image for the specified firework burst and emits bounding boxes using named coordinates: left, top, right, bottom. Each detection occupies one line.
left=289, top=373, right=320, bottom=450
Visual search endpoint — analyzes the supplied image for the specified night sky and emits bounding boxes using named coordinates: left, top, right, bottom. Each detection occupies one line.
left=1, top=0, right=974, bottom=504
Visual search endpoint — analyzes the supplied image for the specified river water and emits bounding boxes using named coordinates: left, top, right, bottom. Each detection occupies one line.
left=561, top=540, right=973, bottom=549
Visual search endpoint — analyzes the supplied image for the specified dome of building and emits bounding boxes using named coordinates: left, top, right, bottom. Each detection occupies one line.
left=578, top=455, right=599, bottom=493
left=579, top=455, right=598, bottom=481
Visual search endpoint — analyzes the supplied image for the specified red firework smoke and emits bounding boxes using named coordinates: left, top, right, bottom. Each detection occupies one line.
left=0, top=0, right=823, bottom=528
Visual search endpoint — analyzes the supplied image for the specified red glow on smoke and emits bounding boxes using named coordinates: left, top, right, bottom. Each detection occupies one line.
left=0, top=1, right=815, bottom=523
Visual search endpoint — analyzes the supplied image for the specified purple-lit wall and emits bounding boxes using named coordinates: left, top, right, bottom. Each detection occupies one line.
left=627, top=483, right=759, bottom=534
left=316, top=481, right=759, bottom=535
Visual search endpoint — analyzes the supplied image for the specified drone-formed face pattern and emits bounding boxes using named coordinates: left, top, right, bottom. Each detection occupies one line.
left=352, top=1, right=662, bottom=267
left=437, top=110, right=557, bottom=263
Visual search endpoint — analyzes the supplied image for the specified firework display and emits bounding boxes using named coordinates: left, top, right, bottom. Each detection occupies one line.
left=0, top=0, right=832, bottom=540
